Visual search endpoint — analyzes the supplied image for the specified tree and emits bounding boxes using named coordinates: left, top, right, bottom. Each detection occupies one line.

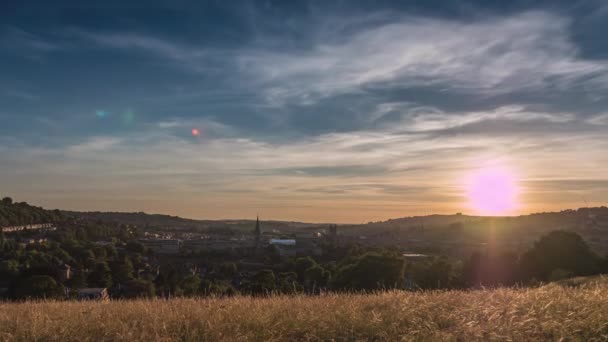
left=408, top=256, right=461, bottom=289
left=181, top=274, right=202, bottom=296
left=15, top=275, right=64, bottom=299
left=110, top=257, right=134, bottom=284
left=331, top=252, right=404, bottom=291
left=155, top=264, right=180, bottom=297
left=218, top=262, right=238, bottom=279
left=122, top=279, right=155, bottom=298
left=519, top=230, right=601, bottom=282
left=0, top=260, right=19, bottom=280
left=277, top=272, right=302, bottom=294
left=67, top=269, right=87, bottom=289
left=304, top=264, right=330, bottom=291
left=125, top=241, right=146, bottom=254
left=200, top=279, right=237, bottom=297
left=1, top=197, right=13, bottom=206
left=244, top=269, right=276, bottom=295
left=87, top=262, right=113, bottom=288
left=294, top=257, right=317, bottom=282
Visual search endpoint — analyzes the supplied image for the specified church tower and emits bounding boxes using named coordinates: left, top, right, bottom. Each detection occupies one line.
left=254, top=215, right=261, bottom=245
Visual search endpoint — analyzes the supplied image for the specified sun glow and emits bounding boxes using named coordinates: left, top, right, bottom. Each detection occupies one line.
left=466, top=165, right=520, bottom=215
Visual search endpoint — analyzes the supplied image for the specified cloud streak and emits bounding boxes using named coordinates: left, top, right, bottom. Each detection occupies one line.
left=238, top=11, right=608, bottom=106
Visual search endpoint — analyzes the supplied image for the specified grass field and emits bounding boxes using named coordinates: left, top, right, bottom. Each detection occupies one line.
left=1, top=277, right=608, bottom=341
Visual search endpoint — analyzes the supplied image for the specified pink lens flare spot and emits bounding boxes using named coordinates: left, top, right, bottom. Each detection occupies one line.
left=191, top=128, right=200, bottom=136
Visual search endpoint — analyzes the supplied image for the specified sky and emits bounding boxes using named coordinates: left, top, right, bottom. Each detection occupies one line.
left=1, top=0, right=608, bottom=223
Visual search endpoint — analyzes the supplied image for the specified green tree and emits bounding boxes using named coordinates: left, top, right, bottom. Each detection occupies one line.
left=304, top=264, right=330, bottom=291
left=277, top=272, right=302, bottom=294
left=87, top=262, right=113, bottom=288
left=126, top=241, right=146, bottom=254
left=408, top=256, right=460, bottom=289
left=181, top=274, right=202, bottom=296
left=218, top=262, right=238, bottom=279
left=122, top=279, right=155, bottom=298
left=67, top=270, right=87, bottom=289
left=0, top=260, right=19, bottom=280
left=111, top=257, right=134, bottom=284
left=331, top=252, right=405, bottom=291
left=244, top=269, right=276, bottom=295
left=15, top=275, right=64, bottom=299
left=294, top=257, right=317, bottom=282
left=519, top=230, right=601, bottom=282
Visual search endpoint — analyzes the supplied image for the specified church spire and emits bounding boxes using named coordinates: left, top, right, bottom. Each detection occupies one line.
left=254, top=215, right=261, bottom=242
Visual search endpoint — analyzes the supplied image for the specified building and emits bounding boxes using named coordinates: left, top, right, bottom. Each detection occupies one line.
left=182, top=239, right=254, bottom=253
left=1, top=223, right=56, bottom=233
left=139, top=239, right=181, bottom=254
left=78, top=288, right=109, bottom=301
left=269, top=239, right=297, bottom=257
left=328, top=224, right=338, bottom=245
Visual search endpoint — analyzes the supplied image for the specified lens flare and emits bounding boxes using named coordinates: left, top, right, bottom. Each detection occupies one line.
left=122, top=110, right=135, bottom=125
left=191, top=128, right=200, bottom=136
left=465, top=166, right=519, bottom=215
left=96, top=110, right=108, bottom=118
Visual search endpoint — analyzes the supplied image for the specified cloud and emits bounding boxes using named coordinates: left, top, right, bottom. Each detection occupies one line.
left=1, top=26, right=59, bottom=52
left=396, top=105, right=577, bottom=133
left=66, top=137, right=123, bottom=154
left=67, top=30, right=218, bottom=72
left=157, top=121, right=181, bottom=128
left=586, top=113, right=608, bottom=125
left=1, top=89, right=38, bottom=101
left=237, top=11, right=608, bottom=106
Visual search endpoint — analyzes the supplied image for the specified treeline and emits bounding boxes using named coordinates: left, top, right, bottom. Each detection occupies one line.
left=0, top=197, right=63, bottom=227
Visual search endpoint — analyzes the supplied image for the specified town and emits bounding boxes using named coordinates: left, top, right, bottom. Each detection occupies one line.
left=2, top=197, right=608, bottom=301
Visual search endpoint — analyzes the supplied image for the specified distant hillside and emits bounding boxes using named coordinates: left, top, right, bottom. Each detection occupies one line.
left=346, top=207, right=608, bottom=233
left=63, top=210, right=323, bottom=233
left=340, top=207, right=608, bottom=256
left=0, top=196, right=63, bottom=227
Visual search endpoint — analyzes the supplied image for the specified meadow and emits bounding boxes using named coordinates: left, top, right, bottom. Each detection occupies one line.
left=1, top=277, right=607, bottom=341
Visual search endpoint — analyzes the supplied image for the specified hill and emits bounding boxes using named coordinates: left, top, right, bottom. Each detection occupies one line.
left=1, top=277, right=607, bottom=341
left=0, top=197, right=62, bottom=227
left=62, top=210, right=324, bottom=233
left=339, top=207, right=608, bottom=256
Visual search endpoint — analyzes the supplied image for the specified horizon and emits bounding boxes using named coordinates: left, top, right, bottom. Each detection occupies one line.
left=3, top=195, right=606, bottom=225
left=2, top=1, right=608, bottom=223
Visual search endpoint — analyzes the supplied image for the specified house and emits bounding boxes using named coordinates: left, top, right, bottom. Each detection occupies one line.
left=78, top=288, right=110, bottom=301
left=139, top=239, right=181, bottom=254
left=269, top=239, right=297, bottom=257
left=1, top=223, right=56, bottom=233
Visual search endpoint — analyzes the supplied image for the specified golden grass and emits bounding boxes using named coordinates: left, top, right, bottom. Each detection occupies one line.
left=2, top=277, right=608, bottom=341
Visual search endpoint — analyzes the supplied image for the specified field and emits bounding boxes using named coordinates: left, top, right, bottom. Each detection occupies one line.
left=1, top=277, right=608, bottom=341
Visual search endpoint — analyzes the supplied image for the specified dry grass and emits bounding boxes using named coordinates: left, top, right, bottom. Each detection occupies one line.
left=2, top=277, right=608, bottom=341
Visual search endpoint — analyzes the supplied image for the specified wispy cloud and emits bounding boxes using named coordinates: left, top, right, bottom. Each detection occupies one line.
left=238, top=11, right=608, bottom=106
left=1, top=26, right=59, bottom=52
left=66, top=136, right=123, bottom=154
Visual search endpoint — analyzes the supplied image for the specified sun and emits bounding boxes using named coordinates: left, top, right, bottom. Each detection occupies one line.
left=465, top=165, right=520, bottom=215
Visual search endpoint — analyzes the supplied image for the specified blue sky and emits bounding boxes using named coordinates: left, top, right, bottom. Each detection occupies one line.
left=1, top=1, right=608, bottom=222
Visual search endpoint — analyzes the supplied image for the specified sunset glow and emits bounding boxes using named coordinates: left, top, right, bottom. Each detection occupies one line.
left=466, top=166, right=520, bottom=215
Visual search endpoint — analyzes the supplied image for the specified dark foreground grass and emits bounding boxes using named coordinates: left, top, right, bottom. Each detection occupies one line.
left=1, top=277, right=608, bottom=341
